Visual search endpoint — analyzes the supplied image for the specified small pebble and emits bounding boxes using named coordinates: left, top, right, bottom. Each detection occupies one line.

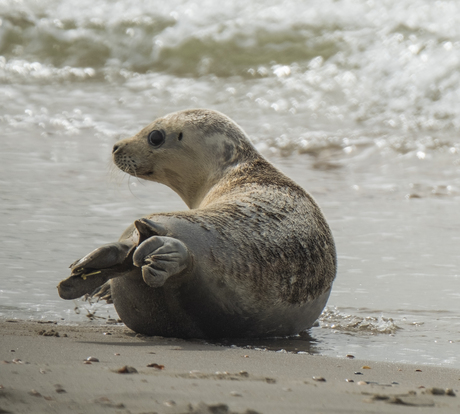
left=29, top=389, right=42, bottom=397
left=354, top=372, right=363, bottom=375
left=370, top=394, right=390, bottom=401
left=265, top=378, right=276, bottom=384
left=312, top=376, right=326, bottom=382
left=415, top=369, right=422, bottom=372
left=86, top=357, right=99, bottom=362
left=357, top=381, right=368, bottom=385
left=39, top=329, right=60, bottom=337
left=146, top=363, right=165, bottom=370
left=426, top=387, right=446, bottom=396
left=163, top=400, right=176, bottom=407
left=95, top=397, right=111, bottom=403
left=346, top=354, right=355, bottom=359
left=362, top=366, right=371, bottom=369
left=43, top=396, right=54, bottom=401
left=230, top=391, right=243, bottom=397
left=83, top=361, right=92, bottom=365
left=345, top=379, right=354, bottom=383
left=446, top=389, right=456, bottom=396
left=93, top=397, right=125, bottom=409
left=103, top=332, right=112, bottom=335
left=12, top=359, right=22, bottom=364
left=117, top=365, right=138, bottom=374
left=54, top=384, right=66, bottom=394
left=239, top=371, right=249, bottom=377
left=114, top=353, right=120, bottom=356
left=243, top=355, right=249, bottom=358
left=10, top=350, right=15, bottom=352
left=39, top=369, right=46, bottom=374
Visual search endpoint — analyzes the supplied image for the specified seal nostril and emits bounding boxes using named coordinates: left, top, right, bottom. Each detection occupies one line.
left=113, top=144, right=119, bottom=154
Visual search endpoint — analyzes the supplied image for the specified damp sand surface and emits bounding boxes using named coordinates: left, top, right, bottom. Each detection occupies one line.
left=1, top=320, right=460, bottom=414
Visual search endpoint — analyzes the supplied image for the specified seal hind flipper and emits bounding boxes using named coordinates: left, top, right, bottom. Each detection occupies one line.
left=58, top=240, right=136, bottom=300
left=58, top=269, right=114, bottom=300
left=133, top=236, right=192, bottom=288
left=70, top=240, right=135, bottom=273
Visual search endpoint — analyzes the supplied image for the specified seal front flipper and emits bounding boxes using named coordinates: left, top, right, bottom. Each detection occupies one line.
left=133, top=236, right=192, bottom=288
left=57, top=240, right=136, bottom=300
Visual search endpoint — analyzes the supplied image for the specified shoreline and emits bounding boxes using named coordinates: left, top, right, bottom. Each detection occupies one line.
left=1, top=320, right=459, bottom=413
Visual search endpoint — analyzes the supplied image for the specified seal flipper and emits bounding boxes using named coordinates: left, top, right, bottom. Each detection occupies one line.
left=57, top=240, right=136, bottom=300
left=133, top=236, right=192, bottom=288
left=135, top=218, right=168, bottom=244
left=90, top=281, right=113, bottom=304
left=69, top=240, right=134, bottom=272
left=58, top=269, right=114, bottom=300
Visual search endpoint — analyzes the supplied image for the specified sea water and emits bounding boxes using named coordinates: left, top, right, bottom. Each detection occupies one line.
left=0, top=0, right=459, bottom=367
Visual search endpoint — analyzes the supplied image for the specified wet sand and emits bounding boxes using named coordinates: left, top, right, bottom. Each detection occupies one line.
left=1, top=320, right=459, bottom=414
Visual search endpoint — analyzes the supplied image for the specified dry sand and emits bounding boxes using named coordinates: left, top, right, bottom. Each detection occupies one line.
left=1, top=320, right=459, bottom=414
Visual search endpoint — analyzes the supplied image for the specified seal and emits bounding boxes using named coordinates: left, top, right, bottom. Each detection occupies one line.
left=58, top=109, right=336, bottom=338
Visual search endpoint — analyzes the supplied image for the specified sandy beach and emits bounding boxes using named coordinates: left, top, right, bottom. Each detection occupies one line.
left=1, top=320, right=459, bottom=414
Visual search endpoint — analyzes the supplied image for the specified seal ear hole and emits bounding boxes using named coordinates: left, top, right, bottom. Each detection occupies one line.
left=147, top=130, right=165, bottom=147
left=178, top=132, right=183, bottom=141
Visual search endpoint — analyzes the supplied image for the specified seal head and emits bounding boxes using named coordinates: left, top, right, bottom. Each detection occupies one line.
left=112, top=109, right=255, bottom=209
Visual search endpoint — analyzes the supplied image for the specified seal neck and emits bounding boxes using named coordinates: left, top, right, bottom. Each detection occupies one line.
left=166, top=165, right=231, bottom=210
left=163, top=136, right=261, bottom=209
left=192, top=159, right=259, bottom=209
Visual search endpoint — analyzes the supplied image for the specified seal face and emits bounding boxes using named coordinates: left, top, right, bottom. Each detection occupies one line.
left=58, top=109, right=337, bottom=339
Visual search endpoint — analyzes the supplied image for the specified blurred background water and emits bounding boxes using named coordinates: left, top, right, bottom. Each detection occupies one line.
left=0, top=0, right=459, bottom=367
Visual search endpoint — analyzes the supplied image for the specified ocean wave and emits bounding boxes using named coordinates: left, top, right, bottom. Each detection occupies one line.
left=0, top=5, right=339, bottom=76
left=319, top=307, right=401, bottom=334
left=0, top=57, right=98, bottom=83
left=2, top=0, right=459, bottom=78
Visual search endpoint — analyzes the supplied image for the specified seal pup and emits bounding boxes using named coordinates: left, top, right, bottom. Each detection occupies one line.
left=58, top=109, right=336, bottom=338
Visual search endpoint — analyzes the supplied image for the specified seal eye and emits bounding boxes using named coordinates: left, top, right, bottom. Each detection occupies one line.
left=147, top=130, right=165, bottom=147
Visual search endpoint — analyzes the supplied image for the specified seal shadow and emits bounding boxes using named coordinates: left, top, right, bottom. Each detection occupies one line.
left=216, top=330, right=320, bottom=355
left=77, top=330, right=320, bottom=354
